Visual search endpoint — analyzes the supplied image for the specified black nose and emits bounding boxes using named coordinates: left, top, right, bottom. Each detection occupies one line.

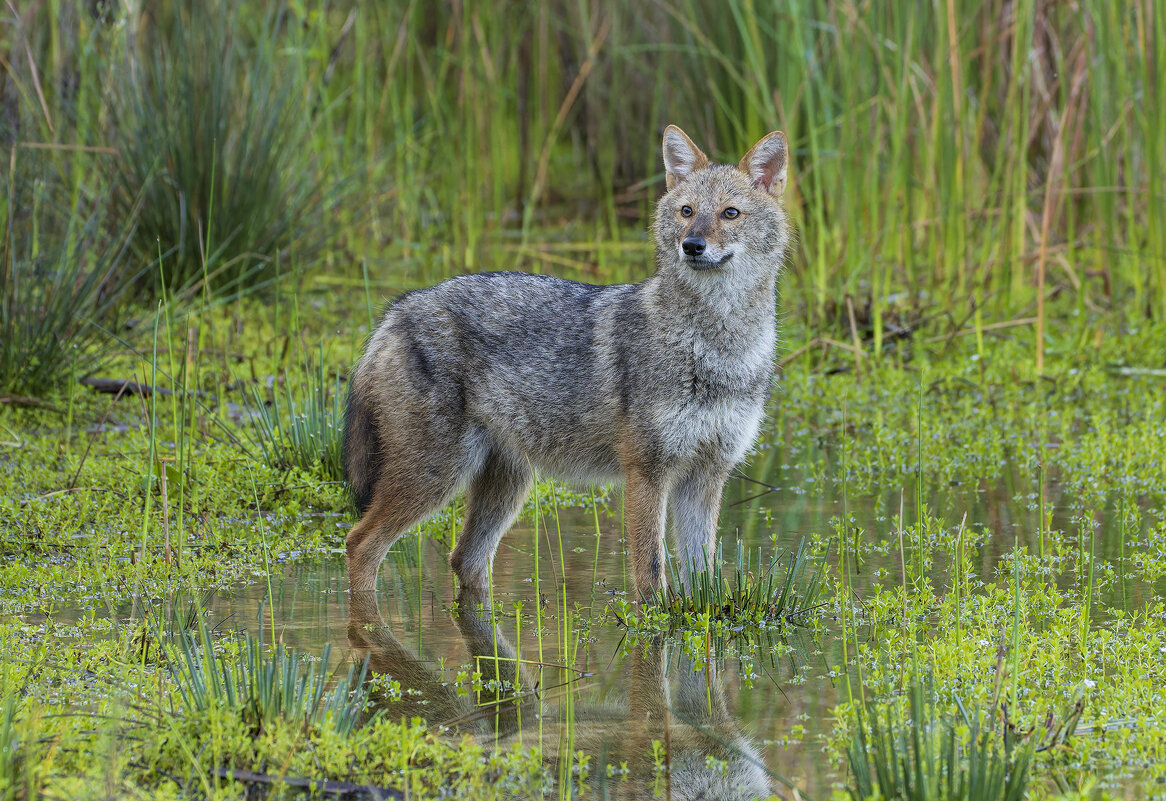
left=682, top=237, right=706, bottom=257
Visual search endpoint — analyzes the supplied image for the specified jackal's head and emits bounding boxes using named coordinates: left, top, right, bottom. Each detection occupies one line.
left=652, top=125, right=790, bottom=288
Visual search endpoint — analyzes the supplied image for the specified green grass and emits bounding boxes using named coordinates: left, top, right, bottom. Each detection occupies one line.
left=847, top=681, right=1034, bottom=801
left=638, top=538, right=824, bottom=630
left=105, top=0, right=354, bottom=296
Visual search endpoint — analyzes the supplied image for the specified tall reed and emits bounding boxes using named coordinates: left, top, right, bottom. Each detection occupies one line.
left=0, top=171, right=140, bottom=396
left=106, top=0, right=353, bottom=295
left=7, top=1, right=1161, bottom=331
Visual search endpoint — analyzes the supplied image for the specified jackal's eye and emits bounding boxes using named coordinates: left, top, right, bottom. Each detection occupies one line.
left=680, top=205, right=693, bottom=218
left=722, top=207, right=740, bottom=219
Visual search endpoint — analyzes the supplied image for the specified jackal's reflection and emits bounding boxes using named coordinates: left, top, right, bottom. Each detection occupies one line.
left=348, top=589, right=772, bottom=800
left=347, top=588, right=536, bottom=737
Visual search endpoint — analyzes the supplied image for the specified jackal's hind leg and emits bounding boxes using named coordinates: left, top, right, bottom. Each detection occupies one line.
left=449, top=449, right=533, bottom=589
left=346, top=470, right=460, bottom=593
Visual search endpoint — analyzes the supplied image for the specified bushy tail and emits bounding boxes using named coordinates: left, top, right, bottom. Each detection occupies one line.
left=343, top=374, right=383, bottom=515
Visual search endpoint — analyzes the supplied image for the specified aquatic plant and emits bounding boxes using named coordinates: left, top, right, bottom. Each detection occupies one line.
left=847, top=682, right=1033, bottom=801
left=638, top=538, right=824, bottom=629
left=171, top=620, right=370, bottom=737
left=244, top=348, right=346, bottom=483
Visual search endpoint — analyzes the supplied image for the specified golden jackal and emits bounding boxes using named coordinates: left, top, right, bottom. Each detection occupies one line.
left=344, top=125, right=791, bottom=595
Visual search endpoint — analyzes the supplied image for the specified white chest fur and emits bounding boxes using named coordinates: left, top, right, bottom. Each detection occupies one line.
left=655, top=323, right=774, bottom=465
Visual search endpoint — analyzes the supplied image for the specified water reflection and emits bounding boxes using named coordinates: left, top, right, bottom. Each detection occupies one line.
left=348, top=587, right=537, bottom=738
left=348, top=586, right=774, bottom=800
left=197, top=450, right=1162, bottom=798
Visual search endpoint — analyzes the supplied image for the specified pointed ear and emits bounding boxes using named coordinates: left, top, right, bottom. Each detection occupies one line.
left=738, top=131, right=788, bottom=197
left=662, top=125, right=709, bottom=189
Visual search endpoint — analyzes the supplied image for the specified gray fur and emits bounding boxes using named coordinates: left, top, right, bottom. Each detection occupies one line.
left=344, top=126, right=791, bottom=594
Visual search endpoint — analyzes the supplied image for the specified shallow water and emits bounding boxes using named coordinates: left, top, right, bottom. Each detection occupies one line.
left=207, top=542, right=842, bottom=799
left=204, top=457, right=1158, bottom=799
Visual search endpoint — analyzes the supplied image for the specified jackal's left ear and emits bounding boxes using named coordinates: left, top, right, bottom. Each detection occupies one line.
left=739, top=131, right=788, bottom=197
left=663, top=125, right=709, bottom=190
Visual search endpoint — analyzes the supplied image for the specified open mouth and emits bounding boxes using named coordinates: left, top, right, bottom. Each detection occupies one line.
left=686, top=252, right=733, bottom=270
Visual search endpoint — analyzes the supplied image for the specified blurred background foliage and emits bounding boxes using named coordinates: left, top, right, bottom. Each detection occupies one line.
left=1, top=0, right=1162, bottom=392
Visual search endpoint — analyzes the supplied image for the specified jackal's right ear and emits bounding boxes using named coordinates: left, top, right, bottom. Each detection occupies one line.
left=662, top=125, right=709, bottom=190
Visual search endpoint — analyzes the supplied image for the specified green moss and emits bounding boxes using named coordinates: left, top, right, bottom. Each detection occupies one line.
left=141, top=713, right=550, bottom=799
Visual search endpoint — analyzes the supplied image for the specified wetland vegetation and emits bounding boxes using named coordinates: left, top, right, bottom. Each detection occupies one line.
left=2, top=1, right=1164, bottom=799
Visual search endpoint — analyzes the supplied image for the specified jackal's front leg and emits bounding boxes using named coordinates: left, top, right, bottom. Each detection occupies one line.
left=623, top=467, right=669, bottom=595
left=670, top=464, right=731, bottom=588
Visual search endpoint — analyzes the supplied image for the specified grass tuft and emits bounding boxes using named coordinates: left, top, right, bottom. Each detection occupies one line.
left=107, top=0, right=353, bottom=296
left=172, top=620, right=371, bottom=738
left=646, top=538, right=824, bottom=628
left=245, top=352, right=345, bottom=483
left=848, top=682, right=1034, bottom=801
left=0, top=187, right=138, bottom=397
